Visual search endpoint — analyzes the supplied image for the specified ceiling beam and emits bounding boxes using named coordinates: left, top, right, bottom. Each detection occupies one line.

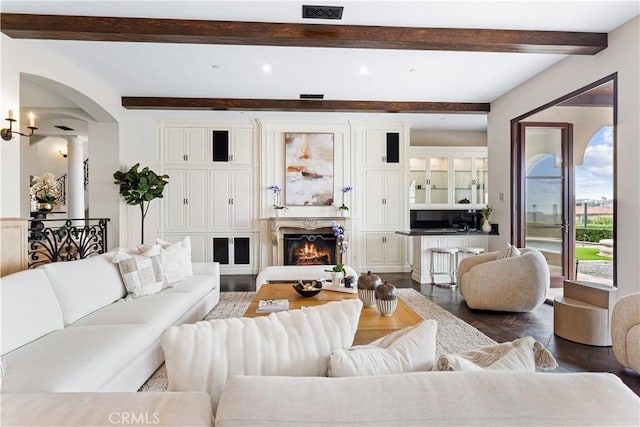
left=1, top=13, right=607, bottom=55
left=121, top=97, right=490, bottom=113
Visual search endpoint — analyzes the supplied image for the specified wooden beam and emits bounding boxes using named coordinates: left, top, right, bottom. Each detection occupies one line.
left=1, top=13, right=607, bottom=55
left=121, top=97, right=490, bottom=113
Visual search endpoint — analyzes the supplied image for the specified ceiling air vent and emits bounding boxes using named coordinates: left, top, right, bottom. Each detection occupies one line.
left=302, top=5, right=344, bottom=20
left=300, top=94, right=325, bottom=99
left=54, top=125, right=75, bottom=131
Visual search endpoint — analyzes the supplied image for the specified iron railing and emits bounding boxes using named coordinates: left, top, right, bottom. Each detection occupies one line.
left=28, top=218, right=109, bottom=268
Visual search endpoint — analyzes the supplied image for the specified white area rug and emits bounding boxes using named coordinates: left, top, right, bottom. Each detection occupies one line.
left=139, top=288, right=495, bottom=392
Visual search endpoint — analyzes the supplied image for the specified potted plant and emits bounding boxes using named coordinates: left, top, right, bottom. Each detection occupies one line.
left=481, top=205, right=493, bottom=233
left=325, top=221, right=349, bottom=286
left=337, top=186, right=353, bottom=215
left=30, top=172, right=62, bottom=212
left=113, top=163, right=169, bottom=244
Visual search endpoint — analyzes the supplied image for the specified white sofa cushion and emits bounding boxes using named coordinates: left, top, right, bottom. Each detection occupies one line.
left=1, top=269, right=64, bottom=355
left=215, top=372, right=640, bottom=427
left=161, top=299, right=363, bottom=412
left=70, top=275, right=216, bottom=335
left=1, top=324, right=155, bottom=392
left=113, top=252, right=166, bottom=298
left=41, top=254, right=126, bottom=325
left=328, top=320, right=437, bottom=376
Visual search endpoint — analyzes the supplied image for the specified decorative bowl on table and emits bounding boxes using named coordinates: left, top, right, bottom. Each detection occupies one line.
left=293, top=281, right=323, bottom=298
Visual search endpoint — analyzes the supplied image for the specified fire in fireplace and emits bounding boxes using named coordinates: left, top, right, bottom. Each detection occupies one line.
left=284, top=233, right=336, bottom=266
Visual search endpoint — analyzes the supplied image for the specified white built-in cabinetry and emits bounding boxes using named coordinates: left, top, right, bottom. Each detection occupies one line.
left=357, top=127, right=409, bottom=272
left=163, top=127, right=210, bottom=164
left=163, top=169, right=209, bottom=231
left=159, top=123, right=257, bottom=274
left=409, top=147, right=488, bottom=209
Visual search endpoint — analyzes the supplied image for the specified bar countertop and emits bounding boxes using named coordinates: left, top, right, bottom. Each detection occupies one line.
left=396, top=229, right=499, bottom=236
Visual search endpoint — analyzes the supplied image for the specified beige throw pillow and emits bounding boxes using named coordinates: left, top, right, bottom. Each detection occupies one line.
left=328, top=320, right=438, bottom=377
left=436, top=336, right=557, bottom=372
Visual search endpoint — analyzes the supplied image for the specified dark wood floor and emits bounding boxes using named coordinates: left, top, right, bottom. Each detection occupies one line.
left=220, top=272, right=640, bottom=396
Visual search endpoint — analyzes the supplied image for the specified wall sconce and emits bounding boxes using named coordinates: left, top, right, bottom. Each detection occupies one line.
left=59, top=147, right=68, bottom=158
left=1, top=110, right=38, bottom=141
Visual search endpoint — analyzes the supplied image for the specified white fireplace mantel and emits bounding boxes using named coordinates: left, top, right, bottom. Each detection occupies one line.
left=270, top=217, right=350, bottom=266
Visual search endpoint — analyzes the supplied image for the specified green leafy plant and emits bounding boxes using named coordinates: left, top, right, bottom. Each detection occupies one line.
left=114, top=163, right=169, bottom=244
left=481, top=205, right=493, bottom=219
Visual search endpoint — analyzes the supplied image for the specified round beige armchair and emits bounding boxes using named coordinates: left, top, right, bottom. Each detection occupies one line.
left=457, top=248, right=550, bottom=312
left=611, top=292, right=640, bottom=373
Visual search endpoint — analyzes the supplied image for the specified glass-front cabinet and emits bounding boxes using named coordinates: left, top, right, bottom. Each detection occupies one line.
left=409, top=147, right=488, bottom=209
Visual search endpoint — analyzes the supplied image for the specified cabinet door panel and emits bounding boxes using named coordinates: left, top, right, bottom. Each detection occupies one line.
left=386, top=132, right=400, bottom=163
left=186, top=170, right=208, bottom=230
left=231, top=128, right=253, bottom=165
left=384, top=170, right=404, bottom=229
left=212, top=130, right=229, bottom=162
left=363, top=171, right=385, bottom=229
left=188, top=234, right=209, bottom=262
left=164, top=128, right=185, bottom=164
left=233, top=237, right=251, bottom=264
left=213, top=237, right=230, bottom=264
left=232, top=170, right=253, bottom=230
left=385, top=234, right=405, bottom=265
left=164, top=169, right=186, bottom=230
left=210, top=170, right=231, bottom=229
left=365, top=234, right=385, bottom=266
left=364, top=130, right=385, bottom=166
left=187, top=128, right=210, bottom=164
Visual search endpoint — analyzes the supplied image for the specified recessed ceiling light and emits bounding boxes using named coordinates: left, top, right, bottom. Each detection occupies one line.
left=262, top=64, right=272, bottom=73
left=409, top=68, right=417, bottom=73
left=359, top=66, right=368, bottom=75
left=211, top=65, right=220, bottom=70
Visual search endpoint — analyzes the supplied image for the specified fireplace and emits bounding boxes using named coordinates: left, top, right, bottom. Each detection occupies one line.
left=284, top=233, right=336, bottom=266
left=270, top=217, right=350, bottom=266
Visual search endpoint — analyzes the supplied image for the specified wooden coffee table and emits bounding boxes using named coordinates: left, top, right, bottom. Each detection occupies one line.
left=244, top=284, right=423, bottom=345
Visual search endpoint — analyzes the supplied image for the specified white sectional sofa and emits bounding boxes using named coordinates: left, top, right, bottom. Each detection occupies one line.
left=0, top=253, right=220, bottom=392
left=2, top=372, right=638, bottom=426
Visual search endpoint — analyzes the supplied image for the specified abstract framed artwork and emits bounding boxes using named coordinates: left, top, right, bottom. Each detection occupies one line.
left=284, top=132, right=334, bottom=206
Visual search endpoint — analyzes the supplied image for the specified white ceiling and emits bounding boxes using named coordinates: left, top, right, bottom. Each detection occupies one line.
left=3, top=1, right=639, bottom=131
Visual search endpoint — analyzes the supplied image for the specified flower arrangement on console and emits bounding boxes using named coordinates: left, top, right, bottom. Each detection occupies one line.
left=325, top=220, right=349, bottom=275
left=30, top=172, right=62, bottom=211
left=267, top=185, right=287, bottom=212
left=338, top=186, right=353, bottom=211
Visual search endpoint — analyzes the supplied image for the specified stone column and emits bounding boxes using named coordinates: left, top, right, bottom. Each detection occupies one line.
left=65, top=136, right=86, bottom=220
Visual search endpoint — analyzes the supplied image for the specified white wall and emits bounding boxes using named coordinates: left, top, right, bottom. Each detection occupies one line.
left=488, top=16, right=639, bottom=297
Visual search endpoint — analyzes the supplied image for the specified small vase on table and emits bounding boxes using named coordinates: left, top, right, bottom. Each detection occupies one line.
left=330, top=272, right=343, bottom=288
left=482, top=218, right=492, bottom=233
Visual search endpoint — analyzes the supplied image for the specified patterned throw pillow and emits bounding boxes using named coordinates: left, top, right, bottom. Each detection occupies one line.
left=496, top=243, right=522, bottom=260
left=436, top=336, right=557, bottom=372
left=112, top=252, right=165, bottom=299
left=139, top=243, right=187, bottom=285
left=327, top=320, right=438, bottom=376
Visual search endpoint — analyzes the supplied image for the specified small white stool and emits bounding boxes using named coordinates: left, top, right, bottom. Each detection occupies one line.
left=457, top=247, right=485, bottom=264
left=430, top=247, right=459, bottom=288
